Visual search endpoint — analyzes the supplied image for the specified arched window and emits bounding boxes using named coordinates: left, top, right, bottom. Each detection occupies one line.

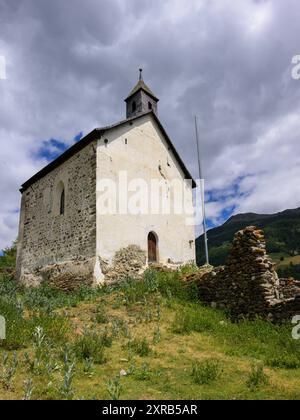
left=54, top=180, right=66, bottom=217
left=148, top=101, right=152, bottom=110
left=148, top=232, right=158, bottom=263
left=132, top=101, right=137, bottom=113
left=60, top=188, right=65, bottom=215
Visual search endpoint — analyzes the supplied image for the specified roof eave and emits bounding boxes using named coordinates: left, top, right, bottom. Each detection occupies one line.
left=20, top=129, right=103, bottom=193
left=20, top=111, right=196, bottom=192
left=149, top=113, right=196, bottom=189
left=125, top=88, right=159, bottom=103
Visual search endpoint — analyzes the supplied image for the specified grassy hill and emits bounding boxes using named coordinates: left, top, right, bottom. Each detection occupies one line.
left=0, top=260, right=300, bottom=400
left=196, top=208, right=300, bottom=278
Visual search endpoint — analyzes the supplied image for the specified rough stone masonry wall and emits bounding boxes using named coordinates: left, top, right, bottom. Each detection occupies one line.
left=186, top=226, right=300, bottom=321
left=16, top=141, right=97, bottom=289
left=99, top=245, right=147, bottom=284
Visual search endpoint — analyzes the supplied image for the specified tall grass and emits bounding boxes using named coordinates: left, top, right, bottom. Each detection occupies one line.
left=0, top=296, right=30, bottom=350
left=191, top=359, right=222, bottom=385
left=0, top=276, right=70, bottom=350
left=72, top=329, right=111, bottom=364
left=172, top=303, right=300, bottom=369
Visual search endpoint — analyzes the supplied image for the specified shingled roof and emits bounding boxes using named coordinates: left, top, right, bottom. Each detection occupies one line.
left=125, top=79, right=159, bottom=102
left=20, top=111, right=196, bottom=192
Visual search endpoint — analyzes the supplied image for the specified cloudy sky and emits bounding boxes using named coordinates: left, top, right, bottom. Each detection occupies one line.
left=1, top=0, right=300, bottom=250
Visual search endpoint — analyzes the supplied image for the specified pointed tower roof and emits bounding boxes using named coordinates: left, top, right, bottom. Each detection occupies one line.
left=125, top=69, right=159, bottom=102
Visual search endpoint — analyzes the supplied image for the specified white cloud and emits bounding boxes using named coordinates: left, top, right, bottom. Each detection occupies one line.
left=1, top=0, right=300, bottom=249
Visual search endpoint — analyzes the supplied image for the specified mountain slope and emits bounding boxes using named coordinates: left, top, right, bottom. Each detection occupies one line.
left=196, top=208, right=300, bottom=267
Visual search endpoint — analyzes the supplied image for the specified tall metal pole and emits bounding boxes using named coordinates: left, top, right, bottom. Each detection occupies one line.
left=194, top=116, right=210, bottom=266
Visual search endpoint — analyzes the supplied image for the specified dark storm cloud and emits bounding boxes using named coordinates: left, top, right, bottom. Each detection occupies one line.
left=1, top=0, right=300, bottom=247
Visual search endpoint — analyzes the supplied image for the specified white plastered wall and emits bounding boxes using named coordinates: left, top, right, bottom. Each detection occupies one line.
left=95, top=114, right=195, bottom=283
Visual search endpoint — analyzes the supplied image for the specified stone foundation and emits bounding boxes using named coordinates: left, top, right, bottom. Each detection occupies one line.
left=20, top=257, right=96, bottom=291
left=99, top=245, right=147, bottom=284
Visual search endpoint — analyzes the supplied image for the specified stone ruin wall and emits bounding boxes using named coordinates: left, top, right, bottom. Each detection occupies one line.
left=16, top=141, right=97, bottom=290
left=185, top=226, right=300, bottom=322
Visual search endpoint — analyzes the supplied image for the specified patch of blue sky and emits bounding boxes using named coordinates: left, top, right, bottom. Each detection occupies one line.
left=206, top=205, right=237, bottom=229
left=74, top=132, right=83, bottom=142
left=203, top=175, right=255, bottom=228
left=35, top=138, right=68, bottom=161
left=34, top=132, right=84, bottom=162
left=206, top=174, right=255, bottom=204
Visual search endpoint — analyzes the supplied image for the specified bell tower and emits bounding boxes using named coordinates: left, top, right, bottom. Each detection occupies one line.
left=125, top=69, right=159, bottom=119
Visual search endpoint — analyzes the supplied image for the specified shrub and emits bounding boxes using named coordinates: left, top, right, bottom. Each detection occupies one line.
left=23, top=282, right=106, bottom=312
left=135, top=363, right=151, bottom=381
left=100, top=328, right=113, bottom=348
left=126, top=337, right=152, bottom=357
left=0, top=276, right=21, bottom=297
left=110, top=317, right=131, bottom=340
left=23, top=378, right=34, bottom=400
left=30, top=311, right=70, bottom=344
left=0, top=296, right=30, bottom=350
left=83, top=358, right=94, bottom=377
left=23, top=283, right=70, bottom=311
left=246, top=363, right=269, bottom=389
left=107, top=375, right=122, bottom=400
left=179, top=264, right=199, bottom=276
left=172, top=304, right=223, bottom=334
left=0, top=352, right=18, bottom=390
left=157, top=271, right=184, bottom=299
left=153, top=325, right=161, bottom=344
left=144, top=269, right=159, bottom=293
left=119, top=278, right=149, bottom=306
left=73, top=283, right=103, bottom=302
left=93, top=304, right=109, bottom=324
left=0, top=244, right=17, bottom=270
left=191, top=359, right=221, bottom=385
left=59, top=360, right=75, bottom=399
left=73, top=330, right=108, bottom=364
left=267, top=355, right=300, bottom=370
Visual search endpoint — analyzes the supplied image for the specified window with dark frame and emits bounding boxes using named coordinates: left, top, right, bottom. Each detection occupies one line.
left=60, top=189, right=65, bottom=215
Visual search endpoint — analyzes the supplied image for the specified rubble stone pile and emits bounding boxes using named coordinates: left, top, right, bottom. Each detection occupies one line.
left=101, top=245, right=147, bottom=284
left=186, top=226, right=300, bottom=321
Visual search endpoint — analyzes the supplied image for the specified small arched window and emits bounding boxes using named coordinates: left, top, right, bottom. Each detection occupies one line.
left=60, top=188, right=65, bottom=215
left=132, top=101, right=137, bottom=113
left=148, top=101, right=152, bottom=110
left=54, top=180, right=66, bottom=217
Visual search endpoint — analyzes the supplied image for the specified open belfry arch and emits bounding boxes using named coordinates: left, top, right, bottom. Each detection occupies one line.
left=16, top=70, right=196, bottom=287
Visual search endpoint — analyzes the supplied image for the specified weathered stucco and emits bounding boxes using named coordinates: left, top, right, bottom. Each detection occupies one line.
left=16, top=141, right=97, bottom=286
left=95, top=114, right=196, bottom=283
